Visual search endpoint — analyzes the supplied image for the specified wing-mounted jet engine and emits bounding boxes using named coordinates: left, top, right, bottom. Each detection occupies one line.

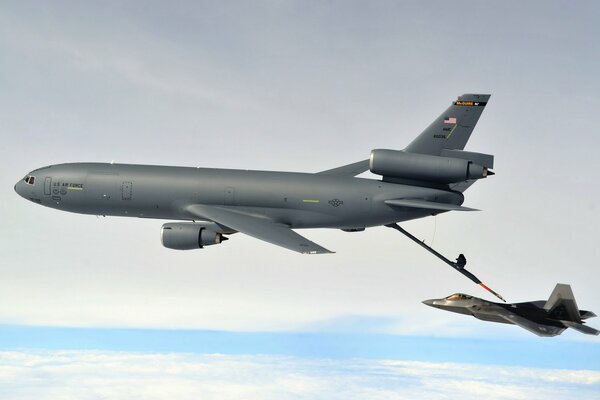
left=161, top=222, right=230, bottom=250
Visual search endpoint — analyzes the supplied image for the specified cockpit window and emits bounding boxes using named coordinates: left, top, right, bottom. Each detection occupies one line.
left=445, top=293, right=472, bottom=301
left=24, top=175, right=35, bottom=185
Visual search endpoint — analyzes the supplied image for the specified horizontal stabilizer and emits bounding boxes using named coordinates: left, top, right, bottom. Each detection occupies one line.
left=449, top=179, right=478, bottom=193
left=561, top=320, right=600, bottom=336
left=385, top=199, right=479, bottom=212
left=580, top=310, right=597, bottom=320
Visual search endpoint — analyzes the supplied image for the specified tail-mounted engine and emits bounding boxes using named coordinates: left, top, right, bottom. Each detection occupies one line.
left=369, top=149, right=494, bottom=184
left=161, top=222, right=228, bottom=250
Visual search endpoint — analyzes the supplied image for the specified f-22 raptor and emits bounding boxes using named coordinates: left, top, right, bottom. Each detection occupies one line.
left=423, top=284, right=599, bottom=337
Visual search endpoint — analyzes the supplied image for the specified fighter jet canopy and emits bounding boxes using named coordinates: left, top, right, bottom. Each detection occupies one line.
left=445, top=293, right=473, bottom=301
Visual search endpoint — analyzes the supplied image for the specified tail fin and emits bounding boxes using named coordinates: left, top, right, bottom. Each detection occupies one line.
left=544, top=284, right=581, bottom=322
left=405, top=94, right=491, bottom=156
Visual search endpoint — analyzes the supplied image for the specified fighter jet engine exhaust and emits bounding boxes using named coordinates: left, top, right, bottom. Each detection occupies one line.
left=161, top=222, right=228, bottom=250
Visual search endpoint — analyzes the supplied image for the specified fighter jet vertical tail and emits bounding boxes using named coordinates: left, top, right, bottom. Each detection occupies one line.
left=544, top=284, right=581, bottom=322
left=405, top=94, right=491, bottom=156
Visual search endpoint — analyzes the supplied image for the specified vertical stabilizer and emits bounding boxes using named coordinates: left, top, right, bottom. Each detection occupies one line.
left=544, top=284, right=581, bottom=322
left=405, top=94, right=490, bottom=156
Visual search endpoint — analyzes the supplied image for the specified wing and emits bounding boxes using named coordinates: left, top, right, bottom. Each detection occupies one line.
left=497, top=309, right=565, bottom=337
left=317, top=159, right=369, bottom=177
left=185, top=204, right=334, bottom=254
left=385, top=199, right=479, bottom=212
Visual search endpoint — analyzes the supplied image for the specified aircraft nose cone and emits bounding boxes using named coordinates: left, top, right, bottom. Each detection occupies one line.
left=14, top=179, right=29, bottom=199
left=422, top=299, right=436, bottom=307
left=14, top=181, right=22, bottom=197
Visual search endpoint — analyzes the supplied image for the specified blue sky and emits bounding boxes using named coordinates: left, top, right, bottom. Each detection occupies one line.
left=1, top=1, right=599, bottom=398
left=1, top=325, right=599, bottom=370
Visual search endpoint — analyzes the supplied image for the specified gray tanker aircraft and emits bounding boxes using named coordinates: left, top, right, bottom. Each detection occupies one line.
left=15, top=94, right=494, bottom=256
left=423, top=284, right=599, bottom=337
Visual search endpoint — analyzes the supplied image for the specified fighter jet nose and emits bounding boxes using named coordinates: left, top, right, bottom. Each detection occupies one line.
left=422, top=299, right=436, bottom=307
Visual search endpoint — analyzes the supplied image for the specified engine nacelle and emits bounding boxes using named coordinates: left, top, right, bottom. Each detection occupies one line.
left=161, top=222, right=227, bottom=250
left=369, top=149, right=490, bottom=184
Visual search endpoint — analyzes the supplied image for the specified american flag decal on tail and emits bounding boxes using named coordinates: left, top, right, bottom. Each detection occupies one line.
left=444, top=117, right=457, bottom=124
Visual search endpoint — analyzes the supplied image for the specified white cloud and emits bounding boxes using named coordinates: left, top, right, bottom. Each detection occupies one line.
left=0, top=350, right=598, bottom=400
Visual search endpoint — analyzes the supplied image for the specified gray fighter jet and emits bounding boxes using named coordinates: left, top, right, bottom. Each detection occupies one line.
left=14, top=94, right=494, bottom=255
left=423, top=284, right=599, bottom=337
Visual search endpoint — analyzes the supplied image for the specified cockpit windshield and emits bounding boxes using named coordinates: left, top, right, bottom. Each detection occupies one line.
left=24, top=175, right=35, bottom=185
left=445, top=293, right=472, bottom=301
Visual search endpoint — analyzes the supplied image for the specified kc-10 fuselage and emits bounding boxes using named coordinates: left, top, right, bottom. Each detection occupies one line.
left=16, top=162, right=461, bottom=229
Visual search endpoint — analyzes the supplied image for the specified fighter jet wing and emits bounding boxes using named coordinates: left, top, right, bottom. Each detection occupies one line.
left=497, top=309, right=565, bottom=337
left=185, top=204, right=334, bottom=254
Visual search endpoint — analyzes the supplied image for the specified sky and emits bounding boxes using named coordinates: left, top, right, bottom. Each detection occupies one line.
left=1, top=0, right=599, bottom=398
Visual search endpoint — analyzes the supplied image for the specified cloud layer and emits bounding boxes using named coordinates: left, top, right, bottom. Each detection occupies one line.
left=0, top=350, right=598, bottom=400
